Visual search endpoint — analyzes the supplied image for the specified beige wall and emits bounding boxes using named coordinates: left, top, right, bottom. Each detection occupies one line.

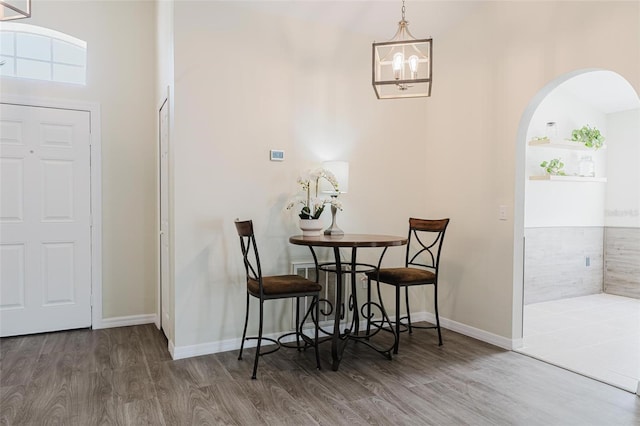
left=169, top=1, right=639, bottom=348
left=148, top=0, right=640, bottom=349
left=1, top=1, right=158, bottom=320
left=172, top=2, right=430, bottom=347
left=4, top=0, right=637, bottom=349
left=431, top=1, right=639, bottom=338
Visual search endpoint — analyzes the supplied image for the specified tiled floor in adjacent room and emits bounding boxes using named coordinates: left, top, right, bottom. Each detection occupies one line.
left=519, top=293, right=640, bottom=393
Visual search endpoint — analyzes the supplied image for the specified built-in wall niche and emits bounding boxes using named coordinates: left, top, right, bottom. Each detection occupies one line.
left=526, top=94, right=608, bottom=184
left=527, top=138, right=607, bottom=182
left=524, top=83, right=609, bottom=229
left=524, top=71, right=639, bottom=230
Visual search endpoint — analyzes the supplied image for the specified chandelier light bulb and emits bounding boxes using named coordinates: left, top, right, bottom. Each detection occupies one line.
left=392, top=52, right=404, bottom=80
left=408, top=55, right=419, bottom=79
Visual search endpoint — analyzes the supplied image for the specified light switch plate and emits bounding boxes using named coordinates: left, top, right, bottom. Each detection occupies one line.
left=270, top=150, right=285, bottom=161
left=499, top=205, right=508, bottom=221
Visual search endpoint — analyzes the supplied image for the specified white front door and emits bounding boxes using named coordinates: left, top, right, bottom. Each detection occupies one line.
left=0, top=103, right=92, bottom=337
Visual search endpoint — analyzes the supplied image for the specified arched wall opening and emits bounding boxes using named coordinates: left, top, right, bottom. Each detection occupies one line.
left=513, top=69, right=640, bottom=393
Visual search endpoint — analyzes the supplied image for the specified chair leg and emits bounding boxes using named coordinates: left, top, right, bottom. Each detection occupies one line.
left=394, top=286, right=401, bottom=354
left=295, top=297, right=301, bottom=351
left=405, top=286, right=413, bottom=334
left=313, top=296, right=321, bottom=370
left=376, top=281, right=393, bottom=333
left=251, top=300, right=264, bottom=379
left=434, top=284, right=443, bottom=346
left=366, top=277, right=372, bottom=337
left=238, top=293, right=250, bottom=361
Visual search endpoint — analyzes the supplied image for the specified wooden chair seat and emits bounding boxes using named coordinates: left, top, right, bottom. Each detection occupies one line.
left=370, top=267, right=436, bottom=286
left=248, top=276, right=322, bottom=296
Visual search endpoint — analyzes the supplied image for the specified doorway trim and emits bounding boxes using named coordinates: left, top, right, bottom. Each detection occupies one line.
left=157, top=94, right=168, bottom=333
left=0, top=94, right=103, bottom=329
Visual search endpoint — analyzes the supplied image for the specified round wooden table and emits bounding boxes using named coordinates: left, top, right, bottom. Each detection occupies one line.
left=289, top=234, right=407, bottom=370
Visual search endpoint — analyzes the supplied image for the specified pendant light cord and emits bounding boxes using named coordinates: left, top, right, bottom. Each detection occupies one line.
left=401, top=0, right=406, bottom=21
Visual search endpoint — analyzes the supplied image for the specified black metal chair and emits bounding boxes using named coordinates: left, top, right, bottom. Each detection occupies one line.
left=235, top=219, right=322, bottom=379
left=366, top=218, right=450, bottom=354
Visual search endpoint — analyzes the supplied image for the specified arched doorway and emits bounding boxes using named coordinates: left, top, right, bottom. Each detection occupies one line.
left=513, top=70, right=640, bottom=393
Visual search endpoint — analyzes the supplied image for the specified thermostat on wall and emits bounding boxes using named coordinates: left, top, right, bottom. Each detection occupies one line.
left=270, top=150, right=285, bottom=161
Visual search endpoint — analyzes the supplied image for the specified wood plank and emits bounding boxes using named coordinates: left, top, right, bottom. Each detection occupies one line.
left=123, top=398, right=166, bottom=426
left=605, top=227, right=640, bottom=299
left=0, top=385, right=25, bottom=425
left=70, top=370, right=118, bottom=425
left=111, top=365, right=157, bottom=405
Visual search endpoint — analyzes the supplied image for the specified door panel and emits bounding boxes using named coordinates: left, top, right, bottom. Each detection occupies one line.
left=0, top=244, right=25, bottom=309
left=0, top=158, right=24, bottom=221
left=41, top=159, right=75, bottom=221
left=41, top=242, right=75, bottom=305
left=0, top=103, right=91, bottom=336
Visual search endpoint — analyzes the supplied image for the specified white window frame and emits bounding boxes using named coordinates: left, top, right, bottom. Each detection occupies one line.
left=0, top=22, right=87, bottom=85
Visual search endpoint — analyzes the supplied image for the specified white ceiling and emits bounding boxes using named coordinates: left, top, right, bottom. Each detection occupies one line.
left=239, top=1, right=482, bottom=40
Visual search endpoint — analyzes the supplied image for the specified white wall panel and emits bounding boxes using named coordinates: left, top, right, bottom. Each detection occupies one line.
left=605, top=109, right=640, bottom=228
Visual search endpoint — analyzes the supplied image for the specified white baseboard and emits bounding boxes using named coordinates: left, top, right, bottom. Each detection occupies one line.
left=511, top=337, right=524, bottom=350
left=170, top=311, right=517, bottom=360
left=93, top=314, right=157, bottom=330
left=413, top=311, right=515, bottom=350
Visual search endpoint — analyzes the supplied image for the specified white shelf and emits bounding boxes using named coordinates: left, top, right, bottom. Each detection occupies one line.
left=528, top=139, right=606, bottom=150
left=529, top=175, right=607, bottom=182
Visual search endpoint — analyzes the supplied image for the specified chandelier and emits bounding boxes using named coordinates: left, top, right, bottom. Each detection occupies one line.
left=372, top=0, right=432, bottom=99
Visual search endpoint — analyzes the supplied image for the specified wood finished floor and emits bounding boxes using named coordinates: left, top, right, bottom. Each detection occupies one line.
left=1, top=323, right=639, bottom=425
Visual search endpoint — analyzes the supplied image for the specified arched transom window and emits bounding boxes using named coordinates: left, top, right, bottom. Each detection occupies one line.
left=0, top=22, right=86, bottom=85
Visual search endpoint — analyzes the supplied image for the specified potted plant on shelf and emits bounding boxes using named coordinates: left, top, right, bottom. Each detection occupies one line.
left=286, top=168, right=341, bottom=236
left=570, top=125, right=605, bottom=149
left=540, top=158, right=566, bottom=176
